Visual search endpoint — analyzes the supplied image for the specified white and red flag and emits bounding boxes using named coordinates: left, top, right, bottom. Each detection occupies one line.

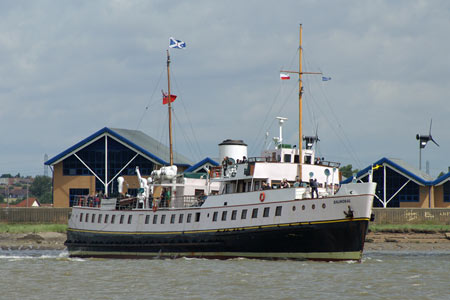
left=280, top=73, right=290, bottom=80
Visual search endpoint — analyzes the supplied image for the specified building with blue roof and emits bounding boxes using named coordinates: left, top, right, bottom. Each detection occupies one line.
left=45, top=127, right=193, bottom=207
left=342, top=157, right=450, bottom=208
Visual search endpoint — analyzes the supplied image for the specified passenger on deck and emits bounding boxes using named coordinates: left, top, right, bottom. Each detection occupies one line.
left=261, top=181, right=271, bottom=190
left=281, top=178, right=290, bottom=188
left=311, top=178, right=319, bottom=198
left=293, top=178, right=302, bottom=187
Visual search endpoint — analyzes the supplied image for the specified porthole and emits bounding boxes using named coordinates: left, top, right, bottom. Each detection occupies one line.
left=292, top=206, right=296, bottom=211
left=302, top=205, right=305, bottom=210
left=322, top=203, right=326, bottom=209
left=312, top=204, right=316, bottom=209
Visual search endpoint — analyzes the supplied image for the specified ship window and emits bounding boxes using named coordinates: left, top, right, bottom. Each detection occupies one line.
left=284, top=154, right=291, bottom=163
left=153, top=215, right=158, bottom=224
left=212, top=211, right=218, bottom=222
left=251, top=208, right=258, bottom=218
left=104, top=214, right=109, bottom=223
left=195, top=212, right=201, bottom=222
left=161, top=215, right=166, bottom=224
left=91, top=214, right=96, bottom=223
left=145, top=215, right=150, bottom=224
left=263, top=207, right=270, bottom=217
left=187, top=213, right=192, bottom=223
left=85, top=213, right=89, bottom=222
left=80, top=213, right=83, bottom=222
left=275, top=206, right=282, bottom=216
left=98, top=214, right=102, bottom=223
left=170, top=214, right=176, bottom=224
left=128, top=215, right=132, bottom=224
left=294, top=155, right=300, bottom=163
left=179, top=214, right=184, bottom=223
left=120, top=215, right=124, bottom=224
left=254, top=181, right=260, bottom=191
left=111, top=215, right=116, bottom=224
left=241, top=209, right=247, bottom=219
left=231, top=210, right=237, bottom=220
left=221, top=211, right=227, bottom=221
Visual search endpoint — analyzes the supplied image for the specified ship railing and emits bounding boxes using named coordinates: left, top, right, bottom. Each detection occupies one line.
left=74, top=195, right=101, bottom=208
left=154, top=195, right=205, bottom=209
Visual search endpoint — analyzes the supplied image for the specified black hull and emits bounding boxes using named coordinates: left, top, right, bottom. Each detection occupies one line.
left=65, top=219, right=369, bottom=261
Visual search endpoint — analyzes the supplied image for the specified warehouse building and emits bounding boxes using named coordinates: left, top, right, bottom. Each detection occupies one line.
left=45, top=127, right=192, bottom=207
left=342, top=157, right=450, bottom=208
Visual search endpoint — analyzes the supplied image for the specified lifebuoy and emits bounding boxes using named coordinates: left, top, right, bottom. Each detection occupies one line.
left=152, top=204, right=157, bottom=212
left=259, top=192, right=265, bottom=202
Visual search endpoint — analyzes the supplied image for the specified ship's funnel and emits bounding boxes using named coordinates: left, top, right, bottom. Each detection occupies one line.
left=218, top=139, right=248, bottom=163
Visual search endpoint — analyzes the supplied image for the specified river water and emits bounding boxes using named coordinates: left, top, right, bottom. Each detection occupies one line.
left=1, top=250, right=448, bottom=300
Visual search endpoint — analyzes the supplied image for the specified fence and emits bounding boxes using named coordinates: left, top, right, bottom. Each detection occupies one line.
left=0, top=208, right=71, bottom=224
left=0, top=207, right=449, bottom=225
left=372, top=208, right=450, bottom=225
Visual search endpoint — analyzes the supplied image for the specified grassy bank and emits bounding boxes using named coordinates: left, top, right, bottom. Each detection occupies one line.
left=369, top=224, right=450, bottom=233
left=0, top=223, right=67, bottom=233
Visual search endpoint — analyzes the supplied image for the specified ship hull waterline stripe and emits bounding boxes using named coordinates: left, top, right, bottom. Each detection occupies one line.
left=68, top=217, right=370, bottom=235
left=66, top=250, right=363, bottom=261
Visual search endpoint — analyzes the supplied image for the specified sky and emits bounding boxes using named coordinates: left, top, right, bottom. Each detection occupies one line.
left=1, top=0, right=449, bottom=178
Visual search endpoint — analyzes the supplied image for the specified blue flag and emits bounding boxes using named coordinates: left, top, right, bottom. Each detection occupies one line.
left=169, top=37, right=186, bottom=49
left=322, top=76, right=331, bottom=81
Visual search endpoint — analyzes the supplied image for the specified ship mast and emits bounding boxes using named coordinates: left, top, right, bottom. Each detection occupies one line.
left=280, top=24, right=321, bottom=180
left=166, top=50, right=174, bottom=166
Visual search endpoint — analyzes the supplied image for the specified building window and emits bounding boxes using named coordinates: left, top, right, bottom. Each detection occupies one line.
left=241, top=209, right=247, bottom=220
left=231, top=210, right=237, bottom=220
left=263, top=207, right=270, bottom=217
left=153, top=215, right=158, bottom=224
left=187, top=213, right=192, bottom=223
left=443, top=182, right=450, bottom=202
left=399, top=195, right=419, bottom=202
left=252, top=208, right=258, bottom=218
left=212, top=212, right=218, bottom=222
left=221, top=211, right=227, bottom=221
left=170, top=214, right=176, bottom=224
left=161, top=215, right=166, bottom=224
left=179, top=214, right=184, bottom=223
left=120, top=215, right=124, bottom=224
left=145, top=215, right=150, bottom=224
left=127, top=215, right=132, bottom=224
left=195, top=212, right=201, bottom=222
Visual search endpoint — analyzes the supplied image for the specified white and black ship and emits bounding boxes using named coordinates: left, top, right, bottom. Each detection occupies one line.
left=65, top=26, right=376, bottom=261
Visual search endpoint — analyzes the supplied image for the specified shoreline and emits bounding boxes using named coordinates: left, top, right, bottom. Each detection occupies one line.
left=1, top=232, right=449, bottom=252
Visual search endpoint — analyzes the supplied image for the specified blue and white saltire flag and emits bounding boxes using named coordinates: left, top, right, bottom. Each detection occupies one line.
left=169, top=37, right=186, bottom=49
left=322, top=76, right=332, bottom=81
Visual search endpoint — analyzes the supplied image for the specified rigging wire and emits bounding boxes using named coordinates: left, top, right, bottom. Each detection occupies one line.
left=249, top=46, right=300, bottom=155
left=135, top=68, right=165, bottom=130
left=171, top=72, right=204, bottom=159
left=302, top=49, right=363, bottom=169
left=172, top=110, right=201, bottom=162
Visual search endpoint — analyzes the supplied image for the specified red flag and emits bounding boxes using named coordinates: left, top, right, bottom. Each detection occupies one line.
left=162, top=93, right=177, bottom=105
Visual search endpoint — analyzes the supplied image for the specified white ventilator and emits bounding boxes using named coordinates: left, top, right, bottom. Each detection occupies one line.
left=117, top=176, right=125, bottom=194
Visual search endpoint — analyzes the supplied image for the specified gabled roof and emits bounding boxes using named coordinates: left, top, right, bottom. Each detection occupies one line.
left=185, top=157, right=219, bottom=173
left=45, top=127, right=192, bottom=167
left=341, top=157, right=435, bottom=185
left=433, top=172, right=450, bottom=186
